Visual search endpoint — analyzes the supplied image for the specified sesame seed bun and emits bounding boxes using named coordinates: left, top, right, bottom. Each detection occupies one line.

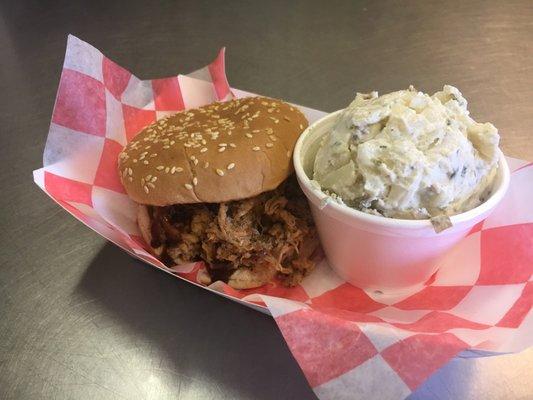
left=118, top=96, right=308, bottom=205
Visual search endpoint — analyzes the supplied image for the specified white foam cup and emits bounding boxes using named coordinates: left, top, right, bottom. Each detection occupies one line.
left=293, top=110, right=510, bottom=293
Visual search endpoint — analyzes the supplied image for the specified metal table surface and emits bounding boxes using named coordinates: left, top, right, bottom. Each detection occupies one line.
left=1, top=1, right=532, bottom=399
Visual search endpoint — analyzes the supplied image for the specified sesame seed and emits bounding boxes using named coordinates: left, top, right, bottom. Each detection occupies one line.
left=287, top=151, right=291, bottom=157
left=141, top=178, right=145, bottom=185
left=176, top=167, right=184, bottom=172
left=200, top=147, right=208, bottom=153
left=267, top=108, right=274, bottom=113
left=261, top=101, right=268, bottom=106
left=143, top=186, right=149, bottom=193
left=127, top=168, right=133, bottom=176
left=252, top=130, right=260, bottom=133
left=229, top=143, right=236, bottom=148
left=216, top=169, right=225, bottom=176
left=143, top=160, right=149, bottom=165
left=165, top=167, right=170, bottom=173
left=151, top=176, right=157, bottom=182
left=218, top=143, right=227, bottom=147
left=146, top=175, right=152, bottom=180
left=156, top=165, right=164, bottom=170
left=299, top=124, right=304, bottom=129
left=245, top=133, right=253, bottom=138
left=133, top=159, right=138, bottom=163
left=163, top=145, right=170, bottom=149
left=266, top=143, right=274, bottom=148
left=184, top=183, right=193, bottom=190
left=269, top=135, right=277, bottom=141
left=204, top=162, right=210, bottom=168
left=269, top=117, right=279, bottom=123
left=170, top=141, right=175, bottom=145
left=147, top=182, right=155, bottom=188
left=193, top=159, right=199, bottom=165
left=284, top=116, right=291, bottom=122
left=252, top=146, right=260, bottom=151
left=218, top=147, right=226, bottom=153
left=150, top=153, right=157, bottom=158
left=227, top=163, right=235, bottom=170
left=192, top=177, right=198, bottom=186
left=128, top=177, right=133, bottom=182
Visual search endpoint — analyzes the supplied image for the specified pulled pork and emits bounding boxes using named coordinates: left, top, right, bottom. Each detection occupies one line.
left=147, top=177, right=318, bottom=287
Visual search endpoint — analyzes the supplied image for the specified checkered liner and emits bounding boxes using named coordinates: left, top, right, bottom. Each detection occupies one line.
left=33, top=36, right=532, bottom=400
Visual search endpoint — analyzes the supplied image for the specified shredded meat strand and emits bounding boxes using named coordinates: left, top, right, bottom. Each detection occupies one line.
left=148, top=177, right=318, bottom=286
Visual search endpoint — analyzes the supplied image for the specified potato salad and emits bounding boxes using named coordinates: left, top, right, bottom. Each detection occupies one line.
left=312, top=85, right=500, bottom=219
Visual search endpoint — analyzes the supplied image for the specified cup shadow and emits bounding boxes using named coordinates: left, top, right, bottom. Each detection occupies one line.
left=76, top=243, right=316, bottom=400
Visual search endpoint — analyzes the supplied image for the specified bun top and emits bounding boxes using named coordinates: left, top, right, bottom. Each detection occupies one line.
left=118, top=96, right=308, bottom=205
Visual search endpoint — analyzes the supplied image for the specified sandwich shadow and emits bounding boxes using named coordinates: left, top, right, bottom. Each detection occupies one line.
left=76, top=243, right=317, bottom=400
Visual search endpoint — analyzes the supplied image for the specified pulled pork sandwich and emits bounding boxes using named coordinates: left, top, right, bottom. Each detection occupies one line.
left=118, top=96, right=318, bottom=289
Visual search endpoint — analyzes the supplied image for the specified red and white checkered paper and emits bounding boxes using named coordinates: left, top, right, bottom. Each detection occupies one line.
left=33, top=36, right=532, bottom=400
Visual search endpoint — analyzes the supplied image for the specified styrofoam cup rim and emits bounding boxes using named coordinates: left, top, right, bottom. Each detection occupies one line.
left=293, top=110, right=511, bottom=231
